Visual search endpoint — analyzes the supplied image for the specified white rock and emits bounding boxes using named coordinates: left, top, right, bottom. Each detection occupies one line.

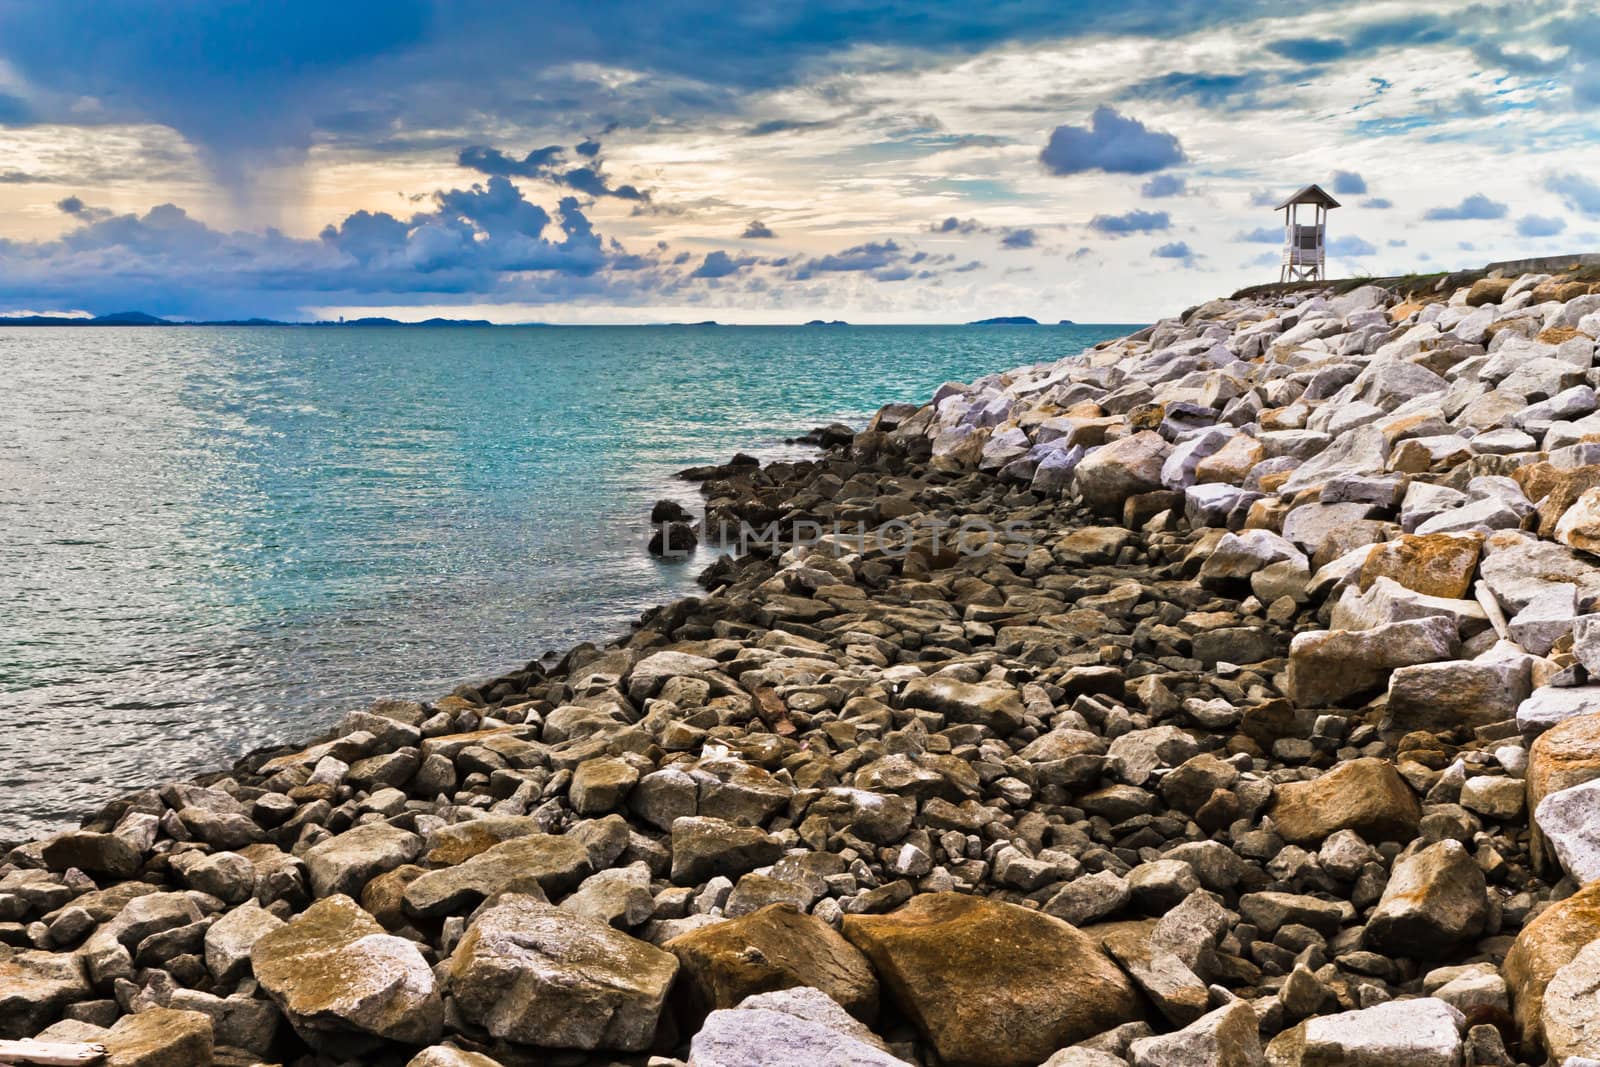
left=1298, top=998, right=1465, bottom=1066
left=1536, top=777, right=1600, bottom=884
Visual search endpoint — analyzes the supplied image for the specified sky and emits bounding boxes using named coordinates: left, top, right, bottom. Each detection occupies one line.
left=0, top=1, right=1597, bottom=323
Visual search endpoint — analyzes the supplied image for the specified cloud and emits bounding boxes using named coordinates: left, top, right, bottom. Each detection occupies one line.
left=741, top=220, right=777, bottom=238
left=690, top=250, right=754, bottom=278
left=0, top=170, right=54, bottom=184
left=458, top=142, right=647, bottom=201
left=1039, top=107, right=1184, bottom=176
left=1327, top=235, right=1377, bottom=256
left=1363, top=198, right=1394, bottom=210
left=1141, top=174, right=1186, bottom=198
left=1236, top=226, right=1281, bottom=243
left=1266, top=37, right=1348, bottom=63
left=56, top=196, right=87, bottom=214
left=1547, top=173, right=1600, bottom=216
left=1331, top=171, right=1367, bottom=196
left=931, top=216, right=985, bottom=234
left=1089, top=209, right=1170, bottom=235
left=1423, top=194, right=1508, bottom=221
left=1517, top=214, right=1567, bottom=237
left=1000, top=228, right=1037, bottom=249
left=1124, top=69, right=1305, bottom=111
left=1151, top=241, right=1197, bottom=266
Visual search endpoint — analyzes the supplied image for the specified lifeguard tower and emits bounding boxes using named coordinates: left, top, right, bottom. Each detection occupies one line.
left=1277, top=184, right=1341, bottom=282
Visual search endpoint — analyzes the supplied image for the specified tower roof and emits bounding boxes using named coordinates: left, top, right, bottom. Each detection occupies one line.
left=1275, top=184, right=1341, bottom=210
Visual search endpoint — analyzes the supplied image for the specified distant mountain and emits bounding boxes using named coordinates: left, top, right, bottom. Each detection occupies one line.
left=331, top=316, right=494, bottom=327
left=0, top=311, right=497, bottom=327
left=968, top=315, right=1039, bottom=325
left=804, top=319, right=849, bottom=326
left=0, top=310, right=175, bottom=326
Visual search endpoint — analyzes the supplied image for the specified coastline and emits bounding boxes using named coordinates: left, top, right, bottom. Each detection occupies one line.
left=4, top=265, right=1600, bottom=1065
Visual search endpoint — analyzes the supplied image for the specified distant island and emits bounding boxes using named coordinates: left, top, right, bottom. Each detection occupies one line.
left=804, top=319, right=849, bottom=326
left=1058, top=319, right=1076, bottom=326
left=968, top=315, right=1039, bottom=325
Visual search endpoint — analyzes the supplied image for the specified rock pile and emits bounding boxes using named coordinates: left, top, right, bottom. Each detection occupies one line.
left=5, top=264, right=1600, bottom=1065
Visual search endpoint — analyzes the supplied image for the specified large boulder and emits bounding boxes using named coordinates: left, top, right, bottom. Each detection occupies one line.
left=1128, top=1000, right=1264, bottom=1067
left=302, top=821, right=422, bottom=898
left=0, top=946, right=90, bottom=1038
left=1270, top=998, right=1465, bottom=1066
left=251, top=894, right=442, bottom=1052
left=1541, top=939, right=1600, bottom=1062
left=1363, top=840, right=1489, bottom=957
left=101, top=1007, right=215, bottom=1067
left=1074, top=431, right=1172, bottom=513
left=666, top=903, right=879, bottom=1024
left=1269, top=758, right=1421, bottom=846
left=687, top=987, right=911, bottom=1067
left=1505, top=881, right=1600, bottom=1052
left=444, top=894, right=678, bottom=1051
left=1535, top=776, right=1600, bottom=884
left=670, top=817, right=784, bottom=885
left=1381, top=659, right=1530, bottom=738
left=899, top=676, right=1026, bottom=734
left=403, top=832, right=591, bottom=916
left=1527, top=712, right=1600, bottom=877
left=1358, top=533, right=1481, bottom=599
left=1285, top=616, right=1457, bottom=706
left=840, top=892, right=1142, bottom=1067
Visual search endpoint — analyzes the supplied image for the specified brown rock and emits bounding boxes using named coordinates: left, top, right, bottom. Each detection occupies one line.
left=1505, top=881, right=1600, bottom=1053
left=0, top=946, right=90, bottom=1038
left=666, top=902, right=879, bottom=1024
left=1556, top=488, right=1600, bottom=555
left=1285, top=616, right=1458, bottom=707
left=103, top=1007, right=214, bottom=1067
left=1358, top=533, right=1482, bottom=599
left=1074, top=431, right=1172, bottom=514
left=1195, top=435, right=1266, bottom=485
left=1270, top=757, right=1421, bottom=846
left=1529, top=465, right=1600, bottom=539
left=841, top=892, right=1142, bottom=1067
left=1466, top=278, right=1513, bottom=307
left=1528, top=712, right=1600, bottom=877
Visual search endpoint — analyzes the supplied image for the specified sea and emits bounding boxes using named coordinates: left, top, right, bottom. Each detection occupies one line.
left=0, top=322, right=1135, bottom=837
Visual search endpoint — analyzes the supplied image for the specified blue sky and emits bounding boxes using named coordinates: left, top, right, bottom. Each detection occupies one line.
left=0, top=1, right=1597, bottom=322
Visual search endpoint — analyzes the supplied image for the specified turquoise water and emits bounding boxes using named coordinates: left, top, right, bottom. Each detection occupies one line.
left=0, top=323, right=1133, bottom=836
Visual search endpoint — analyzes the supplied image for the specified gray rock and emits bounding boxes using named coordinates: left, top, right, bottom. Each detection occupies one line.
left=1044, top=871, right=1131, bottom=926
left=403, top=832, right=591, bottom=917
left=688, top=987, right=910, bottom=1067
left=302, top=821, right=422, bottom=899
left=251, top=894, right=442, bottom=1051
left=1517, top=686, right=1600, bottom=738
left=1128, top=1000, right=1265, bottom=1067
left=204, top=900, right=285, bottom=986
left=1542, top=939, right=1600, bottom=1062
left=1295, top=998, right=1465, bottom=1066
left=1536, top=777, right=1600, bottom=884
left=445, top=893, right=679, bottom=1051
left=1382, top=659, right=1530, bottom=737
left=1364, top=840, right=1489, bottom=956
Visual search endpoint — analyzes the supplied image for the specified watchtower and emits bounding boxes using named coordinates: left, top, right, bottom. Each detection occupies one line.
left=1277, top=184, right=1341, bottom=282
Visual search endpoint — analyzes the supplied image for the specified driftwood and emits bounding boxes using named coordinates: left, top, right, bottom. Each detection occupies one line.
left=0, top=1039, right=108, bottom=1065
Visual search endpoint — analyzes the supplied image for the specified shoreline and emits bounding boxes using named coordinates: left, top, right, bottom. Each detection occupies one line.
left=4, top=265, right=1600, bottom=1065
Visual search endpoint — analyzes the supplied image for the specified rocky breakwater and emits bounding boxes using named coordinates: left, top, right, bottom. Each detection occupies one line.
left=5, top=266, right=1600, bottom=1066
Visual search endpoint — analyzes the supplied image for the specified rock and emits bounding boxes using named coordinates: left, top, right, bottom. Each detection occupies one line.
left=1102, top=929, right=1209, bottom=1027
left=1198, top=530, right=1305, bottom=585
left=101, top=1007, right=215, bottom=1067
left=1528, top=712, right=1600, bottom=876
left=1479, top=535, right=1600, bottom=615
left=444, top=894, right=678, bottom=1051
left=1238, top=892, right=1345, bottom=938
left=1043, top=871, right=1131, bottom=926
left=1504, top=881, right=1600, bottom=1051
left=841, top=892, right=1142, bottom=1067
left=406, top=1048, right=505, bottom=1067
left=1459, top=775, right=1524, bottom=820
left=204, top=900, right=285, bottom=985
left=1535, top=777, right=1600, bottom=883
left=687, top=987, right=910, bottom=1067
left=570, top=756, right=640, bottom=814
left=0, top=946, right=90, bottom=1038
left=561, top=862, right=655, bottom=928
left=1287, top=998, right=1465, bottom=1066
left=302, top=821, right=422, bottom=899
left=1285, top=616, right=1458, bottom=706
left=1330, top=577, right=1486, bottom=634
left=40, top=831, right=143, bottom=879
left=1127, top=1000, right=1265, bottom=1067
left=251, top=894, right=442, bottom=1051
left=1541, top=939, right=1600, bottom=1061
left=1075, top=430, right=1171, bottom=508
left=1270, top=757, right=1422, bottom=846
left=1382, top=659, right=1530, bottom=737
left=1518, top=686, right=1600, bottom=738
left=1557, top=487, right=1600, bottom=554
left=1359, top=533, right=1481, bottom=599
left=671, top=817, right=784, bottom=885
left=1363, top=840, right=1489, bottom=956
left=667, top=903, right=879, bottom=1024
left=899, top=676, right=1025, bottom=734
left=1280, top=424, right=1389, bottom=494
left=1508, top=583, right=1577, bottom=656
left=403, top=832, right=592, bottom=916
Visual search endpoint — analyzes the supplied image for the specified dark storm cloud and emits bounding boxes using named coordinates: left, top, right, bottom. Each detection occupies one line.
left=741, top=220, right=777, bottom=238
left=1040, top=107, right=1184, bottom=176
left=458, top=142, right=648, bottom=201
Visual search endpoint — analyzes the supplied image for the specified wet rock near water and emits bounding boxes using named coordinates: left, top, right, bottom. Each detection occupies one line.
left=7, top=267, right=1600, bottom=1065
